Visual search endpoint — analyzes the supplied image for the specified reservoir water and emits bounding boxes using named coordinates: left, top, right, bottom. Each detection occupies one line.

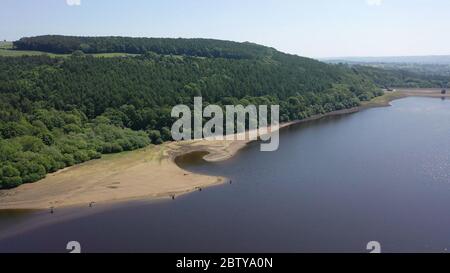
left=1, top=97, right=450, bottom=253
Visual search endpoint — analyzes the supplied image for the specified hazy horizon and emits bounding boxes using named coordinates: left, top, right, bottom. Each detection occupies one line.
left=2, top=0, right=450, bottom=58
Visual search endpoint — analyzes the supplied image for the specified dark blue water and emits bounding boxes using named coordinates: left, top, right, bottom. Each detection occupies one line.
left=1, top=97, right=450, bottom=253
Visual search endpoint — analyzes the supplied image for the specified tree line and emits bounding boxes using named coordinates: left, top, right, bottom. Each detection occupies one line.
left=13, top=35, right=274, bottom=59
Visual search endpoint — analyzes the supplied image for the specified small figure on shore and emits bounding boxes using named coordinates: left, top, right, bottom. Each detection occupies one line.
left=229, top=180, right=233, bottom=184
left=171, top=195, right=176, bottom=200
left=89, top=202, right=96, bottom=208
left=50, top=207, right=54, bottom=214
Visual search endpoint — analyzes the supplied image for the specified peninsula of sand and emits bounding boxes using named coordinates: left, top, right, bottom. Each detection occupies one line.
left=0, top=88, right=448, bottom=209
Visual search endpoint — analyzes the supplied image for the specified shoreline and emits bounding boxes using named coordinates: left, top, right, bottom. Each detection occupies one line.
left=0, top=88, right=448, bottom=210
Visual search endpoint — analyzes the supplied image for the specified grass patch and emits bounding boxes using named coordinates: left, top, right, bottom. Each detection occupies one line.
left=361, top=91, right=406, bottom=108
left=0, top=49, right=68, bottom=57
left=0, top=45, right=140, bottom=58
left=91, top=52, right=139, bottom=58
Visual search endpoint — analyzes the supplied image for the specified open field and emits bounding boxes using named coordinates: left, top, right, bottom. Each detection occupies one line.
left=0, top=41, right=13, bottom=49
left=0, top=49, right=139, bottom=58
left=90, top=52, right=139, bottom=58
left=0, top=49, right=67, bottom=57
left=0, top=88, right=449, bottom=210
left=0, top=43, right=139, bottom=58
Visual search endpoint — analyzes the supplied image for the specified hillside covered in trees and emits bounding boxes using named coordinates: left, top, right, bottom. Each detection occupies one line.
left=1, top=35, right=440, bottom=189
left=338, top=64, right=449, bottom=88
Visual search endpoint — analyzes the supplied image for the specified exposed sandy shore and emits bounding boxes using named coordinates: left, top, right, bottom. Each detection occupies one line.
left=0, top=88, right=448, bottom=210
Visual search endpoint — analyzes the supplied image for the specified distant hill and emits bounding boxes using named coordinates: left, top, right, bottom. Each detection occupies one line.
left=322, top=55, right=450, bottom=65
left=322, top=55, right=450, bottom=79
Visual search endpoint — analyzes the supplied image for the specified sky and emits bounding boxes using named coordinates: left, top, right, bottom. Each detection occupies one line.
left=1, top=0, right=449, bottom=58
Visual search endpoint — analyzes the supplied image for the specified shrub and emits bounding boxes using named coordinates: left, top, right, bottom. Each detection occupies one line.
left=0, top=165, right=22, bottom=189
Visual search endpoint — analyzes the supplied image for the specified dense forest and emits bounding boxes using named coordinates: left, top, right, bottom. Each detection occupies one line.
left=0, top=35, right=441, bottom=189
